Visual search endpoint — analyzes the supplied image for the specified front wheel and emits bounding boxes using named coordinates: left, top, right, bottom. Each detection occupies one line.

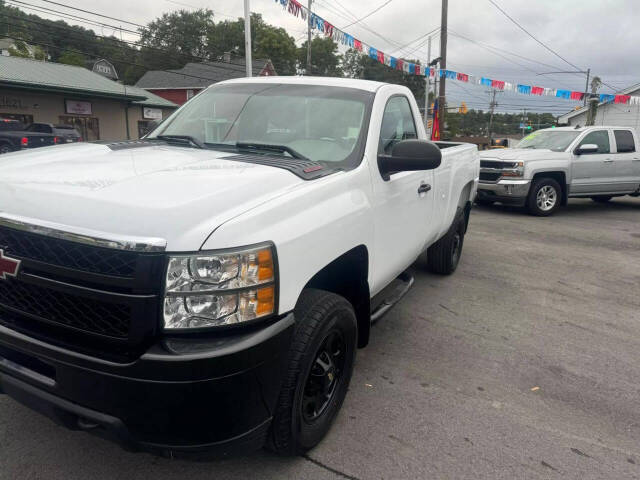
left=268, top=289, right=357, bottom=456
left=527, top=178, right=562, bottom=216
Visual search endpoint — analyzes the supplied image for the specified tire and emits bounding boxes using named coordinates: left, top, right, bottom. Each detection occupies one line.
left=527, top=177, right=562, bottom=216
left=591, top=195, right=612, bottom=203
left=0, top=143, right=12, bottom=154
left=268, top=289, right=357, bottom=456
left=425, top=210, right=466, bottom=275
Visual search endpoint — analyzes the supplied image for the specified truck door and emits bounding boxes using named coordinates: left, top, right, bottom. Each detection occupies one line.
left=369, top=94, right=435, bottom=294
left=570, top=129, right=616, bottom=194
left=612, top=129, right=640, bottom=192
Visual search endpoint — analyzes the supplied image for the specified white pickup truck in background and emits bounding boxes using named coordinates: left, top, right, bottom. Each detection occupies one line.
left=0, top=77, right=478, bottom=456
left=477, top=126, right=640, bottom=215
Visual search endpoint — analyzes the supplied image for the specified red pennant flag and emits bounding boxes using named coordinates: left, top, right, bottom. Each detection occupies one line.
left=431, top=99, right=440, bottom=141
left=396, top=59, right=404, bottom=71
left=354, top=39, right=362, bottom=51
left=491, top=80, right=505, bottom=90
left=614, top=95, right=631, bottom=104
left=570, top=91, right=584, bottom=101
left=456, top=73, right=469, bottom=82
left=377, top=50, right=384, bottom=63
left=531, top=86, right=544, bottom=95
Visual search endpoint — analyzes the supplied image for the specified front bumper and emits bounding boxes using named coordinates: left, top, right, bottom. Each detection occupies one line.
left=0, top=313, right=294, bottom=455
left=477, top=179, right=531, bottom=206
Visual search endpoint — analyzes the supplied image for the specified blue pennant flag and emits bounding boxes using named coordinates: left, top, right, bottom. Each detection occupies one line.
left=599, top=93, right=615, bottom=103
left=480, top=77, right=492, bottom=86
left=517, top=84, right=532, bottom=94
left=369, top=47, right=377, bottom=60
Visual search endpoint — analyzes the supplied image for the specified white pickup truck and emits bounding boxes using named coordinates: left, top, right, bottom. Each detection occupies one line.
left=477, top=126, right=640, bottom=215
left=0, top=77, right=478, bottom=456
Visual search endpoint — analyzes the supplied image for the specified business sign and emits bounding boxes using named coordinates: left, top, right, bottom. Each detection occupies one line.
left=65, top=100, right=92, bottom=115
left=92, top=59, right=118, bottom=80
left=0, top=95, right=26, bottom=109
left=143, top=107, right=162, bottom=120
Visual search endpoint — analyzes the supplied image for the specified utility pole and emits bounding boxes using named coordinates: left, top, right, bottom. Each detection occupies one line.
left=521, top=109, right=527, bottom=138
left=487, top=89, right=500, bottom=144
left=437, top=0, right=448, bottom=139
left=306, top=0, right=313, bottom=74
left=425, top=36, right=431, bottom=135
left=244, top=0, right=252, bottom=77
left=583, top=68, right=590, bottom=107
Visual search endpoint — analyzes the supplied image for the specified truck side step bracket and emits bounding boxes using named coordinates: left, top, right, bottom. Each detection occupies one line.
left=370, top=272, right=414, bottom=324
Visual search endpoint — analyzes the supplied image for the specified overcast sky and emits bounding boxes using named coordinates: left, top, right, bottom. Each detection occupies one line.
left=12, top=0, right=640, bottom=114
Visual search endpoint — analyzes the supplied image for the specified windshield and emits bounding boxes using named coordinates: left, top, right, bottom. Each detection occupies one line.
left=150, top=83, right=374, bottom=166
left=516, top=131, right=580, bottom=151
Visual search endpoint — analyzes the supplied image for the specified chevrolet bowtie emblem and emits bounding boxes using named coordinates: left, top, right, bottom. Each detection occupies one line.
left=0, top=249, right=21, bottom=280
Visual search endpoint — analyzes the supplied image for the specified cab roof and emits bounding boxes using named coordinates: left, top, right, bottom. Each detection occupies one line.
left=217, top=75, right=387, bottom=93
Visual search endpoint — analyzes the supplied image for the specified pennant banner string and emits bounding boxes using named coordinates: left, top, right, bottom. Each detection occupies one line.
left=273, top=0, right=640, bottom=105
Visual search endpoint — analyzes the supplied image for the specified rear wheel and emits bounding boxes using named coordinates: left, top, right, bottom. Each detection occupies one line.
left=527, top=178, right=561, bottom=216
left=425, top=210, right=466, bottom=275
left=268, top=289, right=357, bottom=456
left=0, top=143, right=12, bottom=154
left=591, top=195, right=612, bottom=203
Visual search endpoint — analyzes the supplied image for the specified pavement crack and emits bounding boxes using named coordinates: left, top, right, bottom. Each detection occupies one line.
left=439, top=304, right=459, bottom=316
left=303, top=454, right=361, bottom=480
left=571, top=447, right=592, bottom=458
left=541, top=460, right=559, bottom=472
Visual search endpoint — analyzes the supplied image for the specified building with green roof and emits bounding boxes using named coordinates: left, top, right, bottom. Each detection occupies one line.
left=0, top=56, right=178, bottom=141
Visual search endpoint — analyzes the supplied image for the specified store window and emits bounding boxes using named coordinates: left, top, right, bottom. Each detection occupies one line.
left=0, top=113, right=33, bottom=125
left=138, top=120, right=153, bottom=138
left=59, top=116, right=99, bottom=141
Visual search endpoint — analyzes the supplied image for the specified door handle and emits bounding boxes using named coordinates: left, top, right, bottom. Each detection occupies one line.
left=418, top=183, right=431, bottom=194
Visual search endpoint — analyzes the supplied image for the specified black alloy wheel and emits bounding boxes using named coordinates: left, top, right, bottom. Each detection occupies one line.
left=302, top=329, right=346, bottom=423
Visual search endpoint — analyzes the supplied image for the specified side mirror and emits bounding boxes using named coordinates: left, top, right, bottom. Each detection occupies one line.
left=574, top=143, right=599, bottom=155
left=378, top=139, right=442, bottom=181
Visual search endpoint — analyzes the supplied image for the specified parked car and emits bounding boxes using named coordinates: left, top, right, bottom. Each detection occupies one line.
left=477, top=126, right=640, bottom=215
left=26, top=122, right=83, bottom=143
left=0, top=77, right=479, bottom=456
left=0, top=118, right=56, bottom=154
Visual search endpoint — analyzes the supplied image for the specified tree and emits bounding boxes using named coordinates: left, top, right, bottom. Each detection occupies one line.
left=57, top=50, right=85, bottom=66
left=298, top=37, right=342, bottom=77
left=341, top=48, right=426, bottom=104
left=139, top=9, right=215, bottom=61
left=207, top=14, right=298, bottom=75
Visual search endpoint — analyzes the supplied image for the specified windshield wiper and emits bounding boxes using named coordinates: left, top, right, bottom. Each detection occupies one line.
left=236, top=142, right=309, bottom=161
left=156, top=135, right=204, bottom=149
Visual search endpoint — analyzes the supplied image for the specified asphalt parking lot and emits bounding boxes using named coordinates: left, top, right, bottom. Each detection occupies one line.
left=1, top=196, right=639, bottom=480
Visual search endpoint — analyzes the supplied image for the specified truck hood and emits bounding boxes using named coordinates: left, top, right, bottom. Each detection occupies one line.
left=480, top=148, right=569, bottom=162
left=0, top=143, right=305, bottom=251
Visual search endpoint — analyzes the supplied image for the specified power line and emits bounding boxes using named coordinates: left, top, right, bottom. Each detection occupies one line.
left=486, top=0, right=583, bottom=72
left=339, top=0, right=394, bottom=30
left=5, top=0, right=141, bottom=35
left=35, top=0, right=146, bottom=28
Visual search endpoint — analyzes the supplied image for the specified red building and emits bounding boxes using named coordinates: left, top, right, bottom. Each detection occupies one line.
left=135, top=56, right=277, bottom=106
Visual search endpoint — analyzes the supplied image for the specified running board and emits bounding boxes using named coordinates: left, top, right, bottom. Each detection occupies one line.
left=370, top=271, right=414, bottom=324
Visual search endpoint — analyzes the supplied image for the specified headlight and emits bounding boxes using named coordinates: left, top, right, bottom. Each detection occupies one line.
left=501, top=161, right=525, bottom=177
left=163, top=244, right=276, bottom=330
